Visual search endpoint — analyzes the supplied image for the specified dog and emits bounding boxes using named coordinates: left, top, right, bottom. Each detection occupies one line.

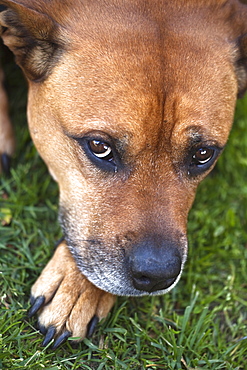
left=0, top=0, right=246, bottom=349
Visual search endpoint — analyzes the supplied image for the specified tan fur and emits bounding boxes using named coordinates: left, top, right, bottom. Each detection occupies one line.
left=0, top=0, right=247, bottom=344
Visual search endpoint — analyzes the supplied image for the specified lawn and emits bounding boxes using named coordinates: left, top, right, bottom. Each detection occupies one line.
left=0, top=49, right=247, bottom=369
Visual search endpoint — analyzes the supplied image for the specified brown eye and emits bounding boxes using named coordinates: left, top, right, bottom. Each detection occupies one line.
left=192, top=147, right=214, bottom=165
left=88, top=140, right=113, bottom=160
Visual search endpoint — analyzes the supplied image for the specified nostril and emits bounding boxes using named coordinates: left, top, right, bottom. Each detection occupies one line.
left=132, top=272, right=178, bottom=292
left=133, top=275, right=152, bottom=286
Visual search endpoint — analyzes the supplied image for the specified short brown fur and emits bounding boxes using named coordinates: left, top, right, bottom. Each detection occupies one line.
left=0, top=0, right=246, bottom=346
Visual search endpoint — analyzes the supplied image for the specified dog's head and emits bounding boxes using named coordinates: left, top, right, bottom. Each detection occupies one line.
left=1, top=0, right=246, bottom=296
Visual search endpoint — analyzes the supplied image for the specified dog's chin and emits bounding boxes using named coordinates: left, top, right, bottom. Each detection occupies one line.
left=88, top=273, right=183, bottom=297
left=65, top=240, right=185, bottom=297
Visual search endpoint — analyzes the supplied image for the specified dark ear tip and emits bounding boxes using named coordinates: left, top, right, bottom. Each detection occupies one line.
left=237, top=90, right=247, bottom=99
left=236, top=34, right=247, bottom=98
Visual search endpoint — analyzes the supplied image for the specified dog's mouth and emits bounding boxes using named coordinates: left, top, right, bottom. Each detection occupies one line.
left=59, top=205, right=187, bottom=296
left=64, top=234, right=187, bottom=297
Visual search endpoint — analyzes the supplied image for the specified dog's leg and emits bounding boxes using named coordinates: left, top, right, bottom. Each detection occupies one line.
left=0, top=67, right=15, bottom=174
left=29, top=240, right=116, bottom=348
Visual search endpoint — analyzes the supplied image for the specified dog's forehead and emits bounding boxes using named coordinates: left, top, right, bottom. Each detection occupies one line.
left=48, top=59, right=235, bottom=155
left=42, top=0, right=237, bottom=152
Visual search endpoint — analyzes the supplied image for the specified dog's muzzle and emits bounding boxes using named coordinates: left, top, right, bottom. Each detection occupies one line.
left=65, top=225, right=186, bottom=296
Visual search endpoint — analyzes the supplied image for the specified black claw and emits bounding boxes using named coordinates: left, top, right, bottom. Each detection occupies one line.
left=29, top=295, right=36, bottom=306
left=1, top=153, right=11, bottom=176
left=28, top=295, right=45, bottom=318
left=87, top=315, right=99, bottom=338
left=52, top=330, right=71, bottom=349
left=42, top=326, right=56, bottom=347
left=38, top=323, right=47, bottom=335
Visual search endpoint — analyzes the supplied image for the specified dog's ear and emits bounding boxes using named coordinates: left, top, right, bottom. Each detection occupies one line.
left=236, top=33, right=247, bottom=98
left=0, top=0, right=64, bottom=81
left=234, top=1, right=247, bottom=98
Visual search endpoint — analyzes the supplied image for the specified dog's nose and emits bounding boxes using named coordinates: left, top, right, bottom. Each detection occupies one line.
left=129, top=237, right=182, bottom=293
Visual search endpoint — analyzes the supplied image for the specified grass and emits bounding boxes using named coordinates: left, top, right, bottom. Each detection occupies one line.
left=0, top=50, right=247, bottom=369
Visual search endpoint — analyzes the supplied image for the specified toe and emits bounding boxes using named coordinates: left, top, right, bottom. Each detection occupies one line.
left=96, top=292, right=116, bottom=320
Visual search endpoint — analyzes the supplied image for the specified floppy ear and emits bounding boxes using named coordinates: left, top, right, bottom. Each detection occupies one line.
left=236, top=33, right=247, bottom=98
left=0, top=0, right=64, bottom=81
left=233, top=1, right=247, bottom=97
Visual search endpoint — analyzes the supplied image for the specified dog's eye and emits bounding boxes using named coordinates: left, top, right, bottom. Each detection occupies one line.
left=76, top=134, right=121, bottom=173
left=88, top=140, right=113, bottom=160
left=192, top=148, right=214, bottom=165
left=188, top=146, right=220, bottom=176
left=86, top=139, right=119, bottom=171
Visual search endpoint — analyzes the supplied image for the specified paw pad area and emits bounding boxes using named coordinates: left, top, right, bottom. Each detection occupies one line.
left=28, top=294, right=102, bottom=348
left=28, top=242, right=116, bottom=348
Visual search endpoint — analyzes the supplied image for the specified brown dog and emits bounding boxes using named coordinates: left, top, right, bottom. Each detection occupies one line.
left=0, top=0, right=246, bottom=348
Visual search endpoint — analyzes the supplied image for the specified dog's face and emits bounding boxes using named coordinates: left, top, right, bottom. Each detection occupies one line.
left=1, top=0, right=247, bottom=296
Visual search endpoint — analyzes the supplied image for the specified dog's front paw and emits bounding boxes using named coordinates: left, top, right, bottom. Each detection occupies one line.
left=28, top=241, right=116, bottom=348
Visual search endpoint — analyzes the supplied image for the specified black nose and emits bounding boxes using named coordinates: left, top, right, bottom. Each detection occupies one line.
left=129, top=237, right=182, bottom=293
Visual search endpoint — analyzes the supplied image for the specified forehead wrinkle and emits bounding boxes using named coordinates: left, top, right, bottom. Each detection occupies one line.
left=154, top=94, right=181, bottom=156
